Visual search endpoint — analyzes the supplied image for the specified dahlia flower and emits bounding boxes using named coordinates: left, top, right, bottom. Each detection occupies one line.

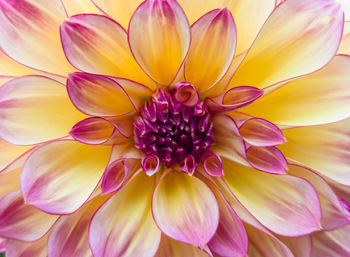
left=0, top=0, right=350, bottom=256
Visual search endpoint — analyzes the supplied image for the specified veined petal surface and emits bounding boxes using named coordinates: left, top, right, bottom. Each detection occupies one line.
left=0, top=0, right=74, bottom=76
left=61, top=14, right=153, bottom=87
left=21, top=141, right=111, bottom=214
left=184, top=8, right=236, bottom=93
left=230, top=0, right=344, bottom=89
left=0, top=76, right=86, bottom=145
left=223, top=159, right=321, bottom=236
left=128, top=0, right=191, bottom=85
left=152, top=171, right=219, bottom=247
left=89, top=173, right=161, bottom=257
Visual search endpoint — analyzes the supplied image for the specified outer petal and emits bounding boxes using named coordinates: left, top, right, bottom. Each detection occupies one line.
left=0, top=139, right=31, bottom=171
left=185, top=8, right=236, bottom=93
left=155, top=235, right=210, bottom=257
left=280, top=118, right=350, bottom=186
left=230, top=0, right=344, bottom=89
left=67, top=73, right=135, bottom=117
left=338, top=22, right=350, bottom=54
left=21, top=140, right=112, bottom=214
left=312, top=225, right=350, bottom=257
left=242, top=56, right=350, bottom=126
left=61, top=14, right=153, bottom=87
left=0, top=0, right=74, bottom=76
left=48, top=196, right=108, bottom=257
left=61, top=0, right=99, bottom=15
left=245, top=224, right=294, bottom=257
left=223, top=159, right=322, bottom=236
left=5, top=235, right=47, bottom=257
left=89, top=173, right=161, bottom=257
left=288, top=165, right=350, bottom=230
left=152, top=171, right=219, bottom=247
left=0, top=76, right=86, bottom=145
left=0, top=191, right=58, bottom=241
left=128, top=0, right=191, bottom=85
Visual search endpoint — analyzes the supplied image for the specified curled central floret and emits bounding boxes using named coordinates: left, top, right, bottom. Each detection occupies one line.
left=134, top=82, right=216, bottom=175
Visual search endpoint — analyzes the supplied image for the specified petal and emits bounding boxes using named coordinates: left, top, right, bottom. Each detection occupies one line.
left=280, top=118, right=350, bottom=186
left=246, top=146, right=288, bottom=174
left=0, top=238, right=5, bottom=252
left=202, top=152, right=224, bottom=177
left=241, top=56, right=350, bottom=126
left=230, top=0, right=344, bottom=89
left=312, top=225, right=350, bottom=257
left=0, top=76, right=86, bottom=145
left=245, top=224, right=294, bottom=257
left=0, top=139, right=31, bottom=171
left=5, top=235, right=47, bottom=257
left=67, top=73, right=135, bottom=117
left=0, top=49, right=34, bottom=76
left=152, top=171, right=219, bottom=247
left=61, top=0, right=99, bottom=15
left=239, top=118, right=286, bottom=147
left=0, top=0, right=74, bottom=76
left=288, top=164, right=350, bottom=230
left=128, top=0, right=191, bottom=85
left=0, top=167, right=21, bottom=200
left=278, top=235, right=312, bottom=257
left=0, top=191, right=58, bottom=241
left=208, top=190, right=248, bottom=257
left=339, top=0, right=350, bottom=21
left=155, top=235, right=210, bottom=257
left=61, top=14, right=154, bottom=87
left=184, top=8, right=236, bottom=93
left=89, top=173, right=161, bottom=257
left=48, top=196, right=108, bottom=257
left=223, top=159, right=322, bottom=236
left=338, top=22, right=350, bottom=55
left=21, top=140, right=111, bottom=214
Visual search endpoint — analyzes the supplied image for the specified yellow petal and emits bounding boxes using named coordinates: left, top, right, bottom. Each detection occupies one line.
left=0, top=49, right=34, bottom=76
left=61, top=0, right=100, bottom=15
left=0, top=139, right=32, bottom=171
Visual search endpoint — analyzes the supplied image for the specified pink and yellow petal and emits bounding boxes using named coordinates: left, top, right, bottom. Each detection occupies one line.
left=128, top=0, right=191, bottom=85
left=0, top=76, right=86, bottom=145
left=222, top=159, right=321, bottom=236
left=0, top=0, right=75, bottom=76
left=185, top=8, right=236, bottom=93
left=230, top=0, right=344, bottom=89
left=21, top=140, right=112, bottom=214
left=0, top=139, right=31, bottom=171
left=277, top=235, right=312, bottom=257
left=48, top=196, right=108, bottom=257
left=0, top=191, right=58, bottom=241
left=5, top=234, right=48, bottom=257
left=152, top=171, right=219, bottom=247
left=242, top=55, right=350, bottom=126
left=280, top=118, right=350, bottom=186
left=89, top=172, right=161, bottom=257
left=0, top=49, right=34, bottom=77
left=61, top=14, right=154, bottom=87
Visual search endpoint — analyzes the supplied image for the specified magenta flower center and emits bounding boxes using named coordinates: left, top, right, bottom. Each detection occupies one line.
left=134, top=82, right=215, bottom=170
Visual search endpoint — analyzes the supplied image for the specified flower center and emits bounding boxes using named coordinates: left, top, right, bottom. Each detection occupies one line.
left=134, top=82, right=215, bottom=171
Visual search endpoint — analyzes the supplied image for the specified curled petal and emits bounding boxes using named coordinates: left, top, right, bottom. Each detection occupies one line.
left=172, top=82, right=199, bottom=107
left=152, top=171, right=219, bottom=247
left=246, top=146, right=287, bottom=174
left=185, top=8, right=237, bottom=93
left=180, top=155, right=197, bottom=175
left=0, top=191, right=58, bottom=241
left=240, top=118, right=286, bottom=147
left=48, top=196, right=108, bottom=257
left=6, top=234, right=47, bottom=257
left=312, top=225, right=350, bottom=256
left=67, top=73, right=135, bottom=116
left=230, top=0, right=344, bottom=89
left=102, top=158, right=141, bottom=194
left=223, top=159, right=322, bottom=236
left=202, top=152, right=223, bottom=177
left=21, top=140, right=111, bottom=214
left=0, top=0, right=73, bottom=76
left=61, top=14, right=153, bottom=87
left=90, top=173, right=161, bottom=257
left=0, top=76, right=86, bottom=145
left=142, top=154, right=160, bottom=176
left=242, top=56, right=350, bottom=126
left=128, top=0, right=191, bottom=85
left=205, top=86, right=263, bottom=114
